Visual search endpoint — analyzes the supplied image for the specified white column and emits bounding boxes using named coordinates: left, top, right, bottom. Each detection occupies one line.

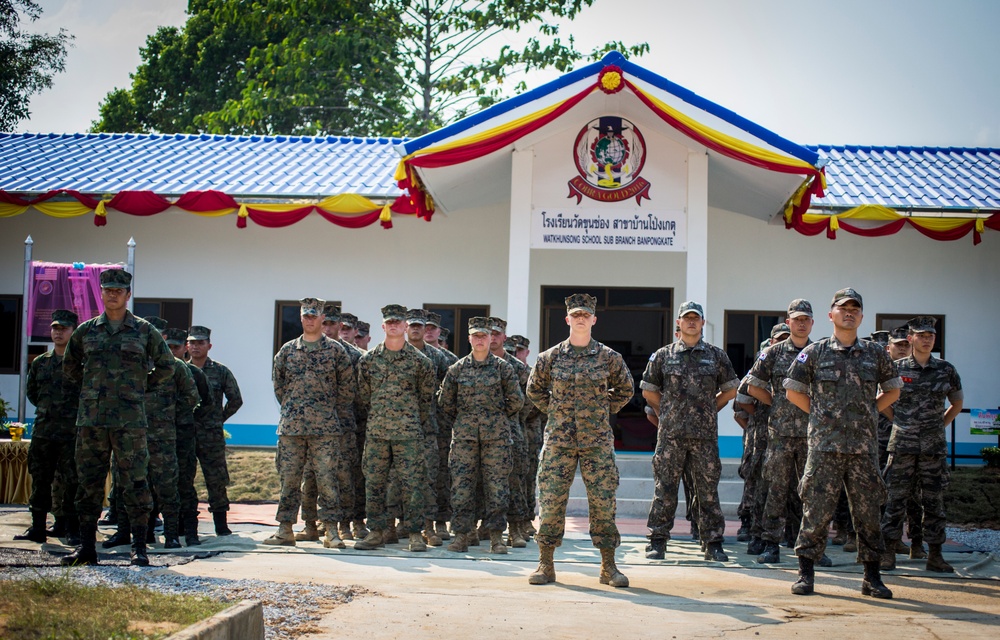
left=506, top=148, right=533, bottom=334
left=686, top=150, right=709, bottom=308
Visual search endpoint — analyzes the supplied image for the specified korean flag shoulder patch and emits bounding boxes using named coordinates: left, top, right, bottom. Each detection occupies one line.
left=758, top=351, right=768, bottom=361
left=795, top=351, right=809, bottom=363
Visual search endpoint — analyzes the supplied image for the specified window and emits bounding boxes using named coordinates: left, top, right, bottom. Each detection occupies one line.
left=133, top=298, right=192, bottom=334
left=273, top=299, right=342, bottom=355
left=424, top=304, right=490, bottom=358
left=724, top=310, right=784, bottom=378
left=876, top=313, right=946, bottom=357
left=0, top=295, right=20, bottom=374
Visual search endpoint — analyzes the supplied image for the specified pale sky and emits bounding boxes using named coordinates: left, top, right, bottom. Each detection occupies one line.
left=19, top=0, right=1000, bottom=148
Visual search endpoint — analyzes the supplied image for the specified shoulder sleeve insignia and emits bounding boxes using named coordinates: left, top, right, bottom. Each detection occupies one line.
left=795, top=351, right=809, bottom=363
left=758, top=351, right=768, bottom=361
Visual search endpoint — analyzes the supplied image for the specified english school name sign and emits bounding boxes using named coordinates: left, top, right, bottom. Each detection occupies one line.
left=530, top=208, right=687, bottom=251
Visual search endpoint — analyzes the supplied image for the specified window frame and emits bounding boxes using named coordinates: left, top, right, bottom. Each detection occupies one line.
left=723, top=309, right=786, bottom=378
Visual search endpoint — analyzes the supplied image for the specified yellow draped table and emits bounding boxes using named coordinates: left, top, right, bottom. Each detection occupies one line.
left=0, top=439, right=31, bottom=504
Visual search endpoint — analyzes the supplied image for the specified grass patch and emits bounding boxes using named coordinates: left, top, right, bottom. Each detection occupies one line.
left=945, top=466, right=1000, bottom=527
left=195, top=448, right=280, bottom=503
left=0, top=574, right=228, bottom=640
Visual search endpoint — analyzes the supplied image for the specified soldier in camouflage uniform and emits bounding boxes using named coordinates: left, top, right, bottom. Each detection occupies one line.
left=339, top=313, right=360, bottom=347
left=186, top=325, right=243, bottom=536
left=438, top=316, right=523, bottom=552
left=336, top=311, right=369, bottom=537
left=526, top=293, right=633, bottom=588
left=164, top=328, right=214, bottom=546
left=735, top=363, right=771, bottom=556
left=355, top=321, right=371, bottom=351
left=642, top=301, right=739, bottom=563
left=436, top=327, right=452, bottom=353
left=61, top=269, right=176, bottom=567
left=265, top=298, right=355, bottom=548
left=354, top=304, right=436, bottom=553
left=784, top=287, right=902, bottom=598
left=16, top=310, right=81, bottom=546
left=509, top=334, right=543, bottom=536
left=880, top=316, right=963, bottom=573
left=425, top=310, right=457, bottom=540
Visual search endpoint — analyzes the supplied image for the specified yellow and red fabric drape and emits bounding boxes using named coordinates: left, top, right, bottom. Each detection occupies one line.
left=0, top=189, right=404, bottom=229
left=784, top=204, right=1000, bottom=245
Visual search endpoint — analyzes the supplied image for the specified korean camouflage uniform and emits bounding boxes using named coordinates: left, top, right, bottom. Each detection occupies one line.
left=880, top=354, right=962, bottom=546
left=784, top=336, right=902, bottom=562
left=735, top=374, right=769, bottom=538
left=642, top=339, right=738, bottom=544
left=195, top=357, right=242, bottom=513
left=526, top=338, right=633, bottom=550
left=63, top=311, right=175, bottom=526
left=437, top=352, right=523, bottom=534
left=273, top=335, right=355, bottom=524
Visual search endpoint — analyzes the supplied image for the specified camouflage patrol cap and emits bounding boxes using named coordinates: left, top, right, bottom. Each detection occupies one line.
left=50, top=309, right=78, bottom=327
left=299, top=297, right=325, bottom=316
left=143, top=316, right=168, bottom=332
left=356, top=320, right=370, bottom=337
left=787, top=299, right=813, bottom=318
left=677, top=300, right=705, bottom=319
left=488, top=316, right=507, bottom=333
left=99, top=268, right=132, bottom=289
left=323, top=304, right=341, bottom=323
left=163, top=328, right=188, bottom=346
left=439, top=327, right=451, bottom=339
left=907, top=316, right=937, bottom=334
left=425, top=311, right=442, bottom=327
left=565, top=293, right=597, bottom=315
left=770, top=323, right=791, bottom=339
left=831, top=287, right=863, bottom=309
left=469, top=317, right=492, bottom=335
left=510, top=334, right=530, bottom=350
left=406, top=308, right=429, bottom=325
left=340, top=312, right=358, bottom=328
left=760, top=339, right=771, bottom=351
left=187, top=325, right=211, bottom=341
left=869, top=330, right=890, bottom=346
left=503, top=337, right=517, bottom=353
left=380, top=304, right=407, bottom=322
left=888, top=325, right=909, bottom=343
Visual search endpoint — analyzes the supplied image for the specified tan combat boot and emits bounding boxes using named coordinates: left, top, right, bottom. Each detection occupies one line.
left=447, top=532, right=469, bottom=553
left=468, top=528, right=480, bottom=546
left=264, top=522, right=296, bottom=546
left=338, top=521, right=353, bottom=541
left=910, top=537, right=927, bottom=560
left=408, top=531, right=428, bottom=552
left=435, top=521, right=451, bottom=541
left=423, top=520, right=442, bottom=546
left=843, top=532, right=858, bottom=553
left=488, top=530, right=508, bottom=554
left=599, top=548, right=629, bottom=588
left=323, top=522, right=346, bottom=549
left=893, top=538, right=910, bottom=554
left=879, top=543, right=897, bottom=571
left=384, top=522, right=399, bottom=544
left=352, top=520, right=370, bottom=540
left=294, top=520, right=320, bottom=542
left=353, top=529, right=385, bottom=550
left=926, top=544, right=954, bottom=573
left=507, top=522, right=527, bottom=548
left=528, top=543, right=556, bottom=585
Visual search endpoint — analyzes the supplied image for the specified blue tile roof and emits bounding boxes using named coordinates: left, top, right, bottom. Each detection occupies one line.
left=0, top=132, right=406, bottom=199
left=810, top=145, right=1000, bottom=212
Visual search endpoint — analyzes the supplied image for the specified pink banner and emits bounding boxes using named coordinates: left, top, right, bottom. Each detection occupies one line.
left=27, top=262, right=116, bottom=340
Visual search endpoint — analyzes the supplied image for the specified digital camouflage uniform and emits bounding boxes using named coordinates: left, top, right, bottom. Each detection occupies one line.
left=784, top=336, right=902, bottom=562
left=642, top=338, right=739, bottom=544
left=63, top=310, right=175, bottom=526
left=358, top=342, right=435, bottom=533
left=526, top=338, right=634, bottom=549
left=880, top=354, right=962, bottom=546
left=434, top=345, right=459, bottom=524
left=437, top=352, right=523, bottom=534
left=273, top=334, right=355, bottom=524
left=178, top=361, right=212, bottom=526
left=195, top=357, right=242, bottom=512
left=748, top=337, right=810, bottom=545
left=503, top=351, right=533, bottom=525
left=735, top=374, right=769, bottom=538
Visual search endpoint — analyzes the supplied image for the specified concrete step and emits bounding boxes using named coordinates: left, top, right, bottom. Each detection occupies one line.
left=612, top=454, right=742, bottom=479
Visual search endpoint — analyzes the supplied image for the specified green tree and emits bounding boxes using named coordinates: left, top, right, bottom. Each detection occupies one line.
left=0, top=0, right=72, bottom=131
left=93, top=0, right=407, bottom=137
left=395, top=0, right=649, bottom=134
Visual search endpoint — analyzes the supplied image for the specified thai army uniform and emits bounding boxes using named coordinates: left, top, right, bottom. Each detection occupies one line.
left=880, top=318, right=962, bottom=572
left=642, top=338, right=738, bottom=550
left=437, top=343, right=523, bottom=548
left=19, top=310, right=81, bottom=544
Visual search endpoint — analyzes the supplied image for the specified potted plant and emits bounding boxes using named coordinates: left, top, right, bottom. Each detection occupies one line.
left=982, top=446, right=1000, bottom=470
left=0, top=395, right=12, bottom=440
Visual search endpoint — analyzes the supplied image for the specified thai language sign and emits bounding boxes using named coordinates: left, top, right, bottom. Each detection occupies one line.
left=970, top=409, right=1000, bottom=435
left=530, top=208, right=686, bottom=251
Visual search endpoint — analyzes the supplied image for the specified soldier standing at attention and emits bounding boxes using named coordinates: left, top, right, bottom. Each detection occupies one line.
left=642, top=301, right=738, bottom=563
left=186, top=325, right=242, bottom=536
left=355, top=321, right=371, bottom=350
left=425, top=310, right=457, bottom=541
left=438, top=317, right=523, bottom=553
left=61, top=269, right=176, bottom=566
left=339, top=313, right=360, bottom=347
left=265, top=298, right=355, bottom=548
left=526, top=293, right=633, bottom=588
left=354, top=305, right=436, bottom=553
left=880, top=316, right=963, bottom=573
left=17, top=309, right=81, bottom=546
left=784, top=287, right=902, bottom=598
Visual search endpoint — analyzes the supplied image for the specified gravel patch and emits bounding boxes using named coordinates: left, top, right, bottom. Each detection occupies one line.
left=2, top=553, right=369, bottom=640
left=946, top=527, right=1000, bottom=555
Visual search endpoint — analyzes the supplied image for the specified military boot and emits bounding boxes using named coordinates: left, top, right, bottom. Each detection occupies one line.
left=861, top=561, right=893, bottom=598
left=790, top=556, right=815, bottom=595
left=213, top=511, right=232, bottom=536
left=880, top=544, right=897, bottom=571
left=65, top=517, right=81, bottom=546
left=843, top=532, right=858, bottom=553
left=45, top=517, right=67, bottom=538
left=467, top=528, right=480, bottom=546
left=353, top=529, right=385, bottom=550
left=294, top=520, right=321, bottom=542
left=14, top=510, right=48, bottom=543
left=507, top=522, right=527, bottom=549
left=338, top=521, right=354, bottom=541
left=146, top=524, right=156, bottom=544
left=422, top=520, right=442, bottom=546
left=704, top=541, right=729, bottom=562
left=645, top=538, right=666, bottom=560
left=184, top=514, right=201, bottom=546
left=447, top=533, right=469, bottom=553
left=384, top=522, right=399, bottom=544
left=599, top=548, right=629, bottom=588
left=757, top=541, right=781, bottom=564
left=746, top=537, right=766, bottom=556
left=831, top=525, right=848, bottom=546
left=323, top=522, right=346, bottom=549
left=408, top=531, right=428, bottom=552
left=909, top=536, right=927, bottom=560
left=163, top=515, right=181, bottom=549
left=736, top=517, right=751, bottom=542
left=61, top=522, right=99, bottom=566
left=894, top=538, right=910, bottom=554
left=263, top=522, right=296, bottom=546
left=523, top=520, right=537, bottom=538
left=130, top=526, right=150, bottom=566
left=435, top=521, right=451, bottom=541
left=352, top=520, right=369, bottom=540
left=528, top=544, right=556, bottom=585
left=926, top=544, right=954, bottom=573
left=102, top=521, right=131, bottom=549
left=488, top=530, right=507, bottom=554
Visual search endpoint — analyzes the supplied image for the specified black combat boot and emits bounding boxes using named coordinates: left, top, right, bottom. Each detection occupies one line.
left=102, top=520, right=131, bottom=548
left=163, top=515, right=182, bottom=549
left=746, top=536, right=766, bottom=556
left=704, top=541, right=729, bottom=562
left=861, top=561, right=893, bottom=598
left=184, top=514, right=201, bottom=546
left=736, top=517, right=751, bottom=542
left=45, top=517, right=67, bottom=537
left=130, top=526, right=150, bottom=566
left=213, top=511, right=232, bottom=536
left=65, top=517, right=81, bottom=546
left=791, top=556, right=815, bottom=595
left=14, top=510, right=48, bottom=543
left=645, top=538, right=666, bottom=560
left=146, top=524, right=156, bottom=544
left=61, top=522, right=99, bottom=566
left=757, top=541, right=781, bottom=564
